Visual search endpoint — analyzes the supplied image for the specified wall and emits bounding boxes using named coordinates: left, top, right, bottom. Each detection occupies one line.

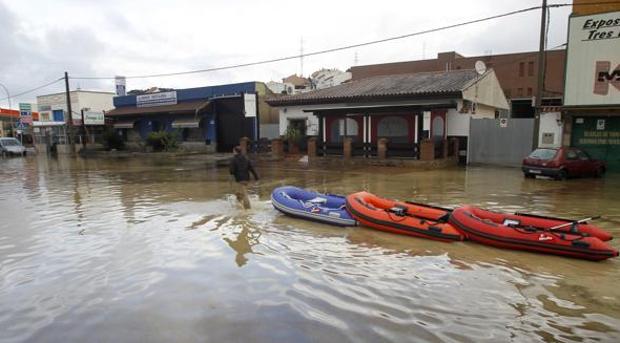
left=539, top=112, right=563, bottom=148
left=447, top=109, right=470, bottom=136
left=573, top=0, right=620, bottom=15
left=461, top=70, right=509, bottom=110
left=469, top=118, right=534, bottom=166
left=77, top=92, right=114, bottom=113
left=278, top=105, right=324, bottom=136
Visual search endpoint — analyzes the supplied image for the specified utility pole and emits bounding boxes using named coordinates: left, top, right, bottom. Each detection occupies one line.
left=533, top=0, right=547, bottom=149
left=64, top=71, right=75, bottom=153
left=300, top=36, right=304, bottom=76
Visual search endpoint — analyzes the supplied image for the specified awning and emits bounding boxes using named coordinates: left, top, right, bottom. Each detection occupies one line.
left=172, top=119, right=200, bottom=128
left=33, top=121, right=66, bottom=127
left=113, top=121, right=136, bottom=129
left=106, top=100, right=210, bottom=116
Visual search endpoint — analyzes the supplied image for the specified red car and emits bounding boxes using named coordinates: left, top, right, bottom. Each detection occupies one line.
left=522, top=147, right=606, bottom=180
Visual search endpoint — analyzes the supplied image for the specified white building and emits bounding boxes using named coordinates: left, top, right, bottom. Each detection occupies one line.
left=310, top=69, right=352, bottom=90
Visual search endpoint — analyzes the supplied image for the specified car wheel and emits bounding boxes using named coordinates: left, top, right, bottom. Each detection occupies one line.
left=556, top=169, right=568, bottom=181
left=595, top=166, right=606, bottom=178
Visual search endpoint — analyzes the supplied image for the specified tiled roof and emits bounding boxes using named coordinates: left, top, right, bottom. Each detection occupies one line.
left=267, top=69, right=480, bottom=106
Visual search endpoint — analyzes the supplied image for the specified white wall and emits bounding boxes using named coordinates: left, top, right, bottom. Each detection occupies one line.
left=77, top=92, right=114, bottom=113
left=447, top=108, right=470, bottom=136
left=278, top=105, right=344, bottom=136
left=539, top=112, right=562, bottom=148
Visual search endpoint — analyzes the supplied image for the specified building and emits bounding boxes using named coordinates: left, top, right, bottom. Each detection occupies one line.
left=310, top=69, right=352, bottom=89
left=282, top=74, right=312, bottom=93
left=0, top=108, right=39, bottom=138
left=35, top=90, right=115, bottom=148
left=266, top=81, right=295, bottom=95
left=561, top=2, right=620, bottom=171
left=348, top=50, right=566, bottom=118
left=106, top=82, right=279, bottom=152
left=267, top=69, right=508, bottom=161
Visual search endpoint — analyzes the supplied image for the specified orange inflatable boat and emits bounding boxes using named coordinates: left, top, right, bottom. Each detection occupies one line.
left=345, top=191, right=465, bottom=242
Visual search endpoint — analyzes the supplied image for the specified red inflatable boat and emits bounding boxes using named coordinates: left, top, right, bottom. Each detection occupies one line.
left=346, top=192, right=464, bottom=242
left=449, top=206, right=618, bottom=261
left=497, top=211, right=612, bottom=241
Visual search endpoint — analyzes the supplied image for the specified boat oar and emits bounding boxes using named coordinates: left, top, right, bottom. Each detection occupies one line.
left=405, top=201, right=454, bottom=212
left=548, top=216, right=601, bottom=232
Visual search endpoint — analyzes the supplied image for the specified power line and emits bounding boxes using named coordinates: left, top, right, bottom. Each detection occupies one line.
left=0, top=77, right=64, bottom=102
left=71, top=5, right=550, bottom=80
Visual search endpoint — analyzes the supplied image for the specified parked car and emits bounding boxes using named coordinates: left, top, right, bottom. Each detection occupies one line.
left=522, top=147, right=605, bottom=180
left=0, top=137, right=27, bottom=157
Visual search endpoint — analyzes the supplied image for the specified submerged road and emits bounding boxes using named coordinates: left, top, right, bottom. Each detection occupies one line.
left=0, top=155, right=619, bottom=342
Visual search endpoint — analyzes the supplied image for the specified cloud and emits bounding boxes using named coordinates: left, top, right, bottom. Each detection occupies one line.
left=0, top=0, right=572, bottom=108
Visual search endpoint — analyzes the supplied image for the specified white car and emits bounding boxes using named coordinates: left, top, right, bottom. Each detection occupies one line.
left=0, top=137, right=27, bottom=157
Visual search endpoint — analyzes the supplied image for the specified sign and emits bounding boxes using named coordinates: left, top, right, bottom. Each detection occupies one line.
left=19, top=103, right=32, bottom=112
left=20, top=115, right=33, bottom=124
left=115, top=76, right=126, bottom=96
left=499, top=118, right=508, bottom=128
left=83, top=111, right=105, bottom=125
left=564, top=11, right=620, bottom=106
left=243, top=93, right=257, bottom=117
left=597, top=119, right=606, bottom=130
left=136, top=91, right=177, bottom=107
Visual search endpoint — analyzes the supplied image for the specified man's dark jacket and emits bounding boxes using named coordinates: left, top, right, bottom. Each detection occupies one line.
left=229, top=154, right=259, bottom=182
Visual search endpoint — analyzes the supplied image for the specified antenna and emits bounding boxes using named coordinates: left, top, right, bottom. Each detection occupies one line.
left=300, top=36, right=304, bottom=76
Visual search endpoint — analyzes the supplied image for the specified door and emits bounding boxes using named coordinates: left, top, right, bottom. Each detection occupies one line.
left=571, top=116, right=620, bottom=172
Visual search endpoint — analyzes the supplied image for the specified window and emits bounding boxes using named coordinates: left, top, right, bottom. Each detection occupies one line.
left=52, top=109, right=64, bottom=122
left=528, top=148, right=557, bottom=160
left=576, top=150, right=590, bottom=161
left=330, top=118, right=358, bottom=143
left=527, top=88, right=533, bottom=97
left=519, top=62, right=525, bottom=77
left=517, top=88, right=524, bottom=97
left=528, top=61, right=534, bottom=76
left=377, top=116, right=409, bottom=143
left=566, top=150, right=578, bottom=160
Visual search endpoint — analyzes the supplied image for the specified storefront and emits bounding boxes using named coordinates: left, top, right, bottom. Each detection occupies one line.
left=562, top=10, right=620, bottom=171
left=107, top=82, right=267, bottom=152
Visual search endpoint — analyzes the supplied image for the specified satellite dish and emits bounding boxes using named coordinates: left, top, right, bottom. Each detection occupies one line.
left=475, top=60, right=487, bottom=75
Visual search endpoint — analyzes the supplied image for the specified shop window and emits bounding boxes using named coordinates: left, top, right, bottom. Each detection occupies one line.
left=519, top=62, right=525, bottom=77
left=378, top=116, right=409, bottom=143
left=528, top=61, right=534, bottom=76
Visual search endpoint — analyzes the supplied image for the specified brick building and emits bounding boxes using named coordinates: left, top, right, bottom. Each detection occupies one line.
left=349, top=50, right=566, bottom=118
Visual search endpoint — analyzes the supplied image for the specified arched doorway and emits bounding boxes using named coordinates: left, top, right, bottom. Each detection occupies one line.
left=330, top=118, right=359, bottom=143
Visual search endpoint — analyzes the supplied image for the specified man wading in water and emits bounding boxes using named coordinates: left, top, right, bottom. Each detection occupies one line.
left=229, top=146, right=259, bottom=209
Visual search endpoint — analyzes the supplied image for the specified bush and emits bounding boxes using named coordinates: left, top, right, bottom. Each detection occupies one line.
left=102, top=129, right=125, bottom=151
left=146, top=130, right=179, bottom=152
left=285, top=126, right=303, bottom=145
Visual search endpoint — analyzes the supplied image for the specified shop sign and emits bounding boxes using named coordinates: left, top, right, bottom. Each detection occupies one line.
left=499, top=118, right=508, bottom=128
left=597, top=119, right=606, bottom=130
left=84, top=111, right=105, bottom=125
left=564, top=11, right=620, bottom=106
left=137, top=91, right=177, bottom=108
left=115, top=76, right=126, bottom=96
left=243, top=93, right=257, bottom=117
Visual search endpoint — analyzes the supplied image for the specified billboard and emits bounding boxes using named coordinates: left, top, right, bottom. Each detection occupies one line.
left=136, top=91, right=177, bottom=107
left=564, top=11, right=620, bottom=107
left=243, top=93, right=257, bottom=117
left=115, top=76, right=126, bottom=96
left=83, top=111, right=105, bottom=125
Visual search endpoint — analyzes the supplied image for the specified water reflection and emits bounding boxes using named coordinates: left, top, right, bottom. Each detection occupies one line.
left=0, top=155, right=619, bottom=342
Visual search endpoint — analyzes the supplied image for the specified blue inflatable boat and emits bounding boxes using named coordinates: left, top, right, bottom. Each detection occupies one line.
left=271, top=186, right=356, bottom=226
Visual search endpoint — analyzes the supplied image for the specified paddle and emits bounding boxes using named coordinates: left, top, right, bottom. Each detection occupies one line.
left=548, top=216, right=601, bottom=232
left=405, top=201, right=454, bottom=212
left=386, top=205, right=449, bottom=224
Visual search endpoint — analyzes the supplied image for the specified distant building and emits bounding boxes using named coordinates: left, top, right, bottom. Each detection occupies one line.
left=266, top=81, right=295, bottom=95
left=106, top=82, right=280, bottom=152
left=310, top=69, right=351, bottom=89
left=282, top=74, right=312, bottom=93
left=34, top=90, right=114, bottom=148
left=0, top=108, right=39, bottom=137
left=348, top=50, right=566, bottom=118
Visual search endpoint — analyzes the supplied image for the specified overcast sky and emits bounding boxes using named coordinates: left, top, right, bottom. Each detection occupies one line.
left=0, top=0, right=571, bottom=108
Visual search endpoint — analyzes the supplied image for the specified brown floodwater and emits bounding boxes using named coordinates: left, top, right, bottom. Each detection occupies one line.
left=0, top=154, right=619, bottom=342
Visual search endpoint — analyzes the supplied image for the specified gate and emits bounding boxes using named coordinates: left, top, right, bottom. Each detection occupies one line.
left=571, top=116, right=620, bottom=172
left=469, top=118, right=534, bottom=166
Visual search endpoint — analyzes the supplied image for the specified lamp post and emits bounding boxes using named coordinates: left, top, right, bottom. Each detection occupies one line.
left=81, top=107, right=90, bottom=149
left=0, top=82, right=11, bottom=110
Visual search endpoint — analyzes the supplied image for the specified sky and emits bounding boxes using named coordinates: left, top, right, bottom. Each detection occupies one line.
left=0, top=0, right=572, bottom=108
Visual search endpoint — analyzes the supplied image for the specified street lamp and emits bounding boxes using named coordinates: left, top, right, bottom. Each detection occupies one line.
left=0, top=82, right=11, bottom=110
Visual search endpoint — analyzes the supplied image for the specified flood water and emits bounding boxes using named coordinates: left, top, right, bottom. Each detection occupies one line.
left=1, top=155, right=619, bottom=342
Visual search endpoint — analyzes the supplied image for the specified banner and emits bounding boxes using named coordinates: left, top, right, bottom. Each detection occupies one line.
left=83, top=111, right=105, bottom=125
left=243, top=93, right=257, bottom=117
left=136, top=91, right=177, bottom=107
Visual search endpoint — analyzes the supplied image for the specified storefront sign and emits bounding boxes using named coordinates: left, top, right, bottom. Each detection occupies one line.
left=499, top=118, right=508, bottom=128
left=243, top=93, right=257, bottom=117
left=83, top=111, right=105, bottom=125
left=136, top=91, right=177, bottom=108
left=564, top=11, right=620, bottom=106
left=578, top=130, right=620, bottom=145
left=115, top=76, right=126, bottom=96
